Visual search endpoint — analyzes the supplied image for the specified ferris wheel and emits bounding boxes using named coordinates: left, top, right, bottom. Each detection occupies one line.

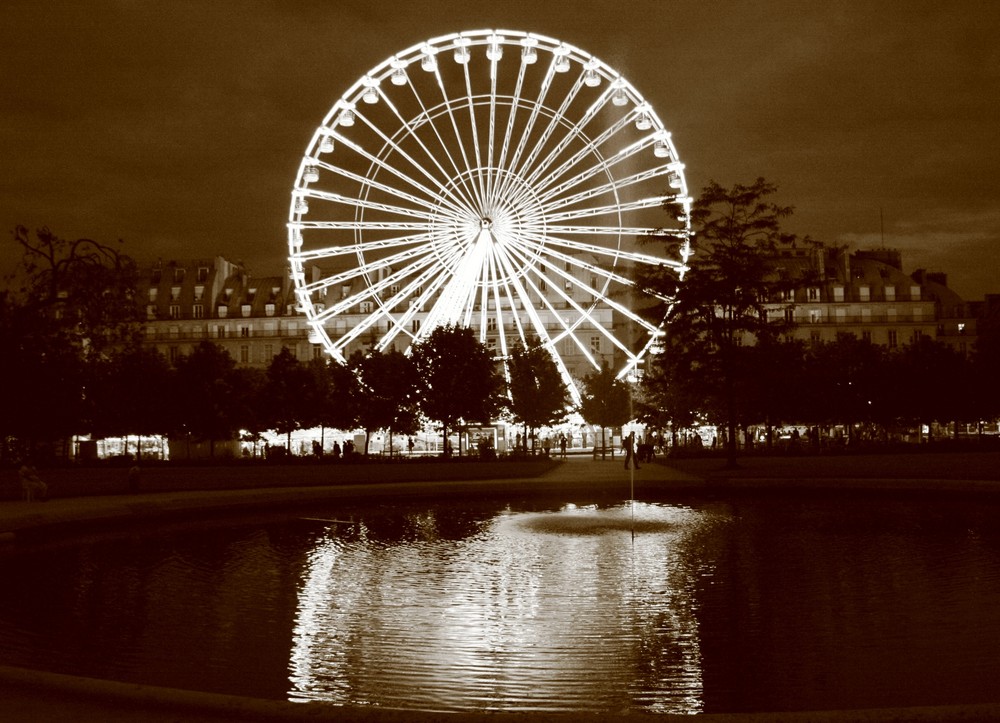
left=288, top=29, right=691, bottom=403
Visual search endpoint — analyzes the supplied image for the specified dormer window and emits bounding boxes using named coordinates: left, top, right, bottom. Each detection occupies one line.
left=197, top=266, right=209, bottom=282
left=170, top=286, right=181, bottom=302
left=173, top=268, right=185, bottom=283
left=194, top=285, right=204, bottom=302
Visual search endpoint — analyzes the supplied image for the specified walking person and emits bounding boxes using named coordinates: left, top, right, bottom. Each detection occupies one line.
left=623, top=431, right=640, bottom=471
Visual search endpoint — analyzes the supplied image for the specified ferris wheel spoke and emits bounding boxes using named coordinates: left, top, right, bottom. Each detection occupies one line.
left=303, top=188, right=443, bottom=222
left=507, top=70, right=587, bottom=190
left=291, top=229, right=435, bottom=263
left=374, top=243, right=476, bottom=352
left=502, top=241, right=641, bottom=361
left=534, top=133, right=660, bottom=204
left=430, top=68, right=484, bottom=209
left=509, top=234, right=666, bottom=336
left=328, top=131, right=472, bottom=215
left=461, top=63, right=487, bottom=207
left=390, top=76, right=482, bottom=211
left=496, top=62, right=529, bottom=178
left=529, top=113, right=639, bottom=197
left=542, top=196, right=667, bottom=224
left=486, top=244, right=527, bottom=347
left=490, top=245, right=581, bottom=392
left=369, top=95, right=480, bottom=214
left=313, top=235, right=461, bottom=323
left=516, top=73, right=616, bottom=188
left=493, top=59, right=560, bottom=203
left=312, top=158, right=468, bottom=220
left=338, top=253, right=460, bottom=355
left=539, top=163, right=680, bottom=212
left=294, top=240, right=447, bottom=295
left=541, top=233, right=689, bottom=272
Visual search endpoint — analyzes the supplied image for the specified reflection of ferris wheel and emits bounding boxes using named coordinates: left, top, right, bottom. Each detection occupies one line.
left=288, top=29, right=691, bottom=403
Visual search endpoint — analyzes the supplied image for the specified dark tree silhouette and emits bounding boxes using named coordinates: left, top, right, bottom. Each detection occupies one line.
left=411, top=324, right=505, bottom=457
left=507, top=335, right=570, bottom=453
left=351, top=349, right=420, bottom=456
left=647, top=179, right=806, bottom=467
left=578, top=363, right=631, bottom=460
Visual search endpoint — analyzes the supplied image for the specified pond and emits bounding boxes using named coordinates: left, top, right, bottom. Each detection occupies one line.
left=2, top=493, right=1000, bottom=715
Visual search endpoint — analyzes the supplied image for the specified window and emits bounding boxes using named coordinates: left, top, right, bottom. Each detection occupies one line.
left=564, top=279, right=573, bottom=292
left=487, top=317, right=497, bottom=331
left=196, top=266, right=208, bottom=282
left=835, top=307, right=846, bottom=321
left=217, top=305, right=228, bottom=318
left=216, top=325, right=227, bottom=339
left=590, top=336, right=601, bottom=355
left=487, top=338, right=497, bottom=352
left=241, top=304, right=251, bottom=317
left=240, top=345, right=249, bottom=363
left=173, top=268, right=185, bottom=283
left=807, top=287, right=819, bottom=301
left=809, top=309, right=822, bottom=323
left=884, top=285, right=895, bottom=301
left=913, top=307, right=923, bottom=321
left=169, top=304, right=180, bottom=319
left=313, top=345, right=323, bottom=359
left=810, top=330, right=821, bottom=343
left=910, top=285, right=921, bottom=301
left=859, top=285, right=870, bottom=302
left=888, top=330, right=898, bottom=348
left=862, top=330, right=872, bottom=343
left=170, top=286, right=181, bottom=302
left=887, top=307, right=897, bottom=322
left=194, top=285, right=204, bottom=302
left=833, top=286, right=844, bottom=302
left=146, top=304, right=157, bottom=320
left=240, top=325, right=250, bottom=338
left=192, top=304, right=204, bottom=319
left=148, top=288, right=158, bottom=302
left=341, top=285, right=351, bottom=300
left=247, top=288, right=257, bottom=302
left=861, top=308, right=871, bottom=322
left=784, top=308, right=794, bottom=323
left=265, top=303, right=275, bottom=317
left=412, top=319, right=421, bottom=332
left=390, top=284, right=399, bottom=296
left=264, top=344, right=274, bottom=361
left=358, top=301, right=372, bottom=313
left=539, top=279, right=546, bottom=292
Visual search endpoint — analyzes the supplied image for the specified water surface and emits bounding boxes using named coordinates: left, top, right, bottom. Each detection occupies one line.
left=1, top=494, right=999, bottom=714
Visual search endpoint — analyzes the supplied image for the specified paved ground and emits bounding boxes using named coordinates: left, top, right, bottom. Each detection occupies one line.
left=3, top=451, right=1000, bottom=722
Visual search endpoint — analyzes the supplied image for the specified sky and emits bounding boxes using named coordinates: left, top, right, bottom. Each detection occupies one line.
left=2, top=0, right=998, bottom=300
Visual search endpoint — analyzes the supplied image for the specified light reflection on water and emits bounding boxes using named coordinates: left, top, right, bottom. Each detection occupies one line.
left=288, top=502, right=715, bottom=713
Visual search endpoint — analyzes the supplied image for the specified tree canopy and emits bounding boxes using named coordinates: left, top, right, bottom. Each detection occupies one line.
left=410, top=324, right=505, bottom=457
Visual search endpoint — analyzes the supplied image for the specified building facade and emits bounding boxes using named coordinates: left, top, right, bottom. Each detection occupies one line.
left=138, top=244, right=985, bottom=371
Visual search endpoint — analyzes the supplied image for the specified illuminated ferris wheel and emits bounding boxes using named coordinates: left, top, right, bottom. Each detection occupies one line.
left=288, top=29, right=691, bottom=403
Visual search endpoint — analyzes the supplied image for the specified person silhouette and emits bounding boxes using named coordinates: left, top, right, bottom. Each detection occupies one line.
left=623, top=431, right=640, bottom=470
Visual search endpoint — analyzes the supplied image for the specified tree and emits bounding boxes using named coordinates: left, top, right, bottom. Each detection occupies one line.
left=579, top=363, right=632, bottom=460
left=170, top=341, right=241, bottom=457
left=646, top=179, right=806, bottom=467
left=89, top=346, right=174, bottom=457
left=351, top=349, right=420, bottom=456
left=307, top=357, right=360, bottom=450
left=261, top=347, right=313, bottom=452
left=411, top=325, right=505, bottom=457
left=0, top=226, right=141, bottom=458
left=506, top=336, right=571, bottom=453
